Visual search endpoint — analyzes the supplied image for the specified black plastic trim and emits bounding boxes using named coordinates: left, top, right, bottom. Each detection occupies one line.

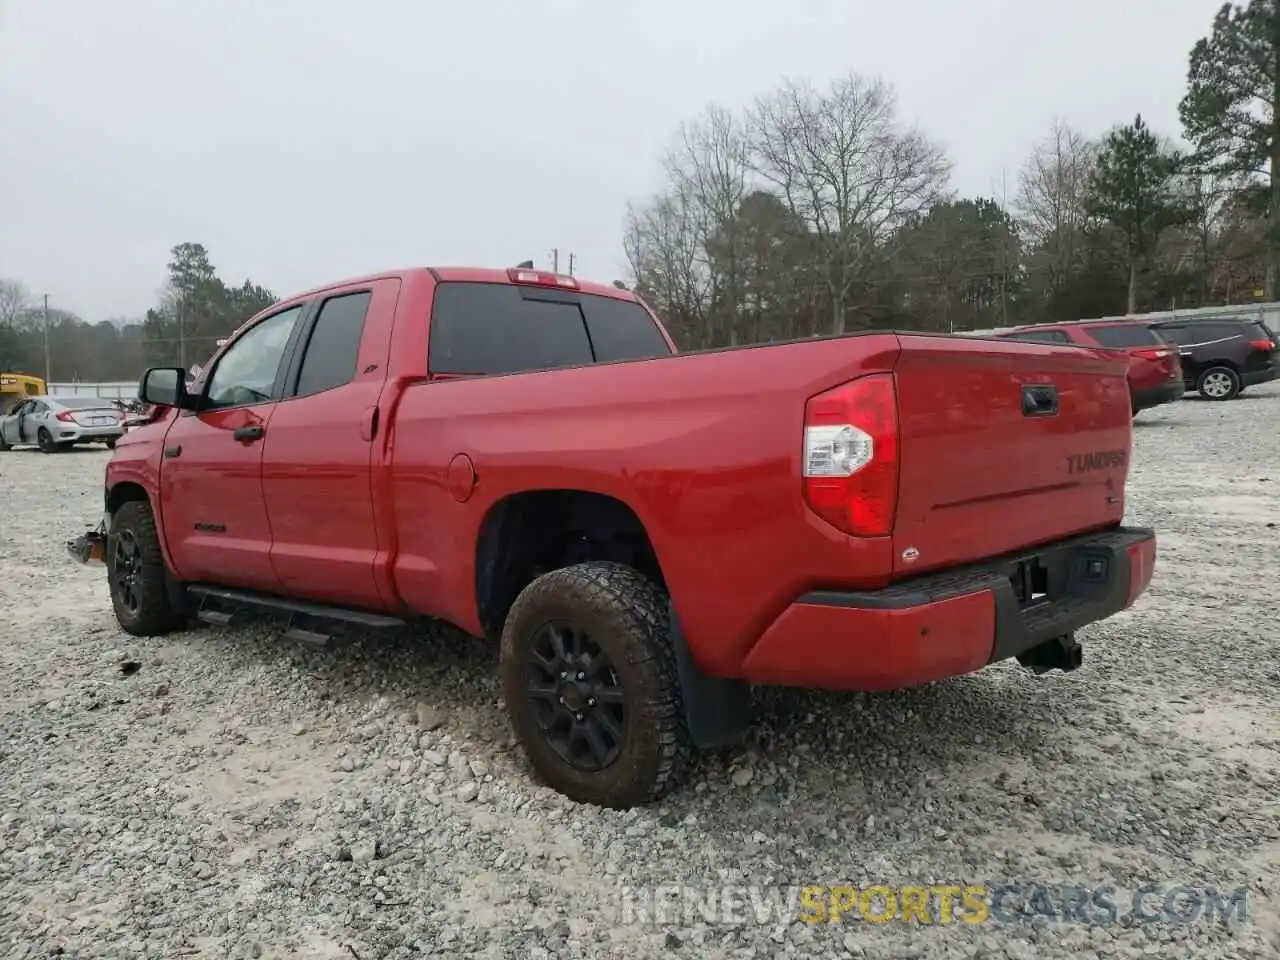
left=186, top=584, right=405, bottom=628
left=669, top=601, right=753, bottom=749
left=798, top=526, right=1155, bottom=664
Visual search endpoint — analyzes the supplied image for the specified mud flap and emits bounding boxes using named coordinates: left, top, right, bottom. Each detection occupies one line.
left=669, top=602, right=753, bottom=749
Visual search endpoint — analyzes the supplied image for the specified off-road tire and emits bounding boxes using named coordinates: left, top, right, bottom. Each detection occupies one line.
left=108, top=500, right=186, bottom=636
left=37, top=428, right=56, bottom=453
left=500, top=561, right=693, bottom=809
left=1197, top=365, right=1241, bottom=401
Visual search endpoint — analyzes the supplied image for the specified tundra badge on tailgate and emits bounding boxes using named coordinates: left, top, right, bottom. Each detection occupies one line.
left=1065, top=449, right=1127, bottom=475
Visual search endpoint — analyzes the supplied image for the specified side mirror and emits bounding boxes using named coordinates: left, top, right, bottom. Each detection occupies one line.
left=138, top=367, right=198, bottom=410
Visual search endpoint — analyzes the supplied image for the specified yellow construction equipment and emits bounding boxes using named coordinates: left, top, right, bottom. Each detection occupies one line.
left=0, top=373, right=46, bottom=415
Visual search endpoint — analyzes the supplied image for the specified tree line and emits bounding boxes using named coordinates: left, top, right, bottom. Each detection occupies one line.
left=5, top=2, right=1278, bottom=375
left=0, top=243, right=275, bottom=383
left=623, top=0, right=1280, bottom=348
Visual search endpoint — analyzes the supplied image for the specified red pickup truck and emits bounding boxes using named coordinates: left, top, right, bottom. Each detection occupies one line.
left=68, top=266, right=1157, bottom=808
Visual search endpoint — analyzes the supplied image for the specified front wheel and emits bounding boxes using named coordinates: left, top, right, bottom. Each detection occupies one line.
left=108, top=500, right=187, bottom=636
left=1197, top=365, right=1241, bottom=401
left=499, top=561, right=693, bottom=809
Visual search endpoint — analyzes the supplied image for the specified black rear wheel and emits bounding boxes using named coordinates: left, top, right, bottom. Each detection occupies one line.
left=500, top=562, right=693, bottom=808
left=37, top=428, right=56, bottom=453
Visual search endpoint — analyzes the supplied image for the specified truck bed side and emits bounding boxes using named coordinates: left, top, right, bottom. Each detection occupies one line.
left=386, top=335, right=902, bottom=674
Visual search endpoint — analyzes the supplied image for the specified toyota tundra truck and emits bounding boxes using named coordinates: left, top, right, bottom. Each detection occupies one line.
left=67, top=265, right=1157, bottom=808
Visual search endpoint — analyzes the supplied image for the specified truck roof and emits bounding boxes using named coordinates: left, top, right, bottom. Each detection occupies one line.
left=284, top=266, right=638, bottom=305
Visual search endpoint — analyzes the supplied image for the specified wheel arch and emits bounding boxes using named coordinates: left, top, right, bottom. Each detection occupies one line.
left=474, top=488, right=751, bottom=750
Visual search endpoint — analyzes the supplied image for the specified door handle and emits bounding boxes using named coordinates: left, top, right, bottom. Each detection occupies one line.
left=233, top=425, right=265, bottom=442
left=1021, top=384, right=1058, bottom=417
left=360, top=405, right=380, bottom=442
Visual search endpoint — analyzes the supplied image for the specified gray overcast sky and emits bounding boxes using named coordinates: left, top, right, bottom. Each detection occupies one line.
left=1, top=0, right=1219, bottom=321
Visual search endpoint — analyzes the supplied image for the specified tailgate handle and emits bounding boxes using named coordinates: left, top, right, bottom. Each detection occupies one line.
left=1021, top=384, right=1058, bottom=417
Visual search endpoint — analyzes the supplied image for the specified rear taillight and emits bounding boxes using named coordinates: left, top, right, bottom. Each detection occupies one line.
left=1247, top=339, right=1274, bottom=351
left=802, top=373, right=899, bottom=538
left=55, top=410, right=75, bottom=422
left=1133, top=348, right=1171, bottom=360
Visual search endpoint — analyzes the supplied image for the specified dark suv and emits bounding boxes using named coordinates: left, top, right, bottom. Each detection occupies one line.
left=1149, top=317, right=1279, bottom=401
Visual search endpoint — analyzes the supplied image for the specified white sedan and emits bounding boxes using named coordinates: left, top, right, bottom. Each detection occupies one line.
left=0, top=396, right=125, bottom=453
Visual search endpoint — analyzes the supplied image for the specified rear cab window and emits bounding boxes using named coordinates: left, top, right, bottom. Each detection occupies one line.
left=1084, top=324, right=1164, bottom=348
left=428, top=282, right=671, bottom=375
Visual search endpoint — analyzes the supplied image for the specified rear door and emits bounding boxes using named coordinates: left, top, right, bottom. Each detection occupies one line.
left=891, top=334, right=1131, bottom=577
left=24, top=400, right=50, bottom=442
left=260, top=280, right=400, bottom=609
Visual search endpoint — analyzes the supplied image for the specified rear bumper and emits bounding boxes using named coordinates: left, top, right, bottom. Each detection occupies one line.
left=739, top=526, right=1156, bottom=691
left=1132, top=380, right=1185, bottom=410
left=56, top=425, right=123, bottom=442
left=1242, top=364, right=1278, bottom=388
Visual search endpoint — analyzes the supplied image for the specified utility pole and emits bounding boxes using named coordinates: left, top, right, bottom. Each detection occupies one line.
left=550, top=248, right=559, bottom=273
left=42, top=294, right=51, bottom=384
left=177, top=293, right=186, bottom=371
left=567, top=252, right=576, bottom=277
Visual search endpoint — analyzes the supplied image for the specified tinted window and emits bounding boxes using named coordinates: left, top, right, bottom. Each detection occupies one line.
left=206, top=306, right=303, bottom=409
left=580, top=296, right=671, bottom=362
left=1242, top=321, right=1272, bottom=340
left=430, top=283, right=595, bottom=375
left=294, top=292, right=371, bottom=397
left=1154, top=325, right=1190, bottom=344
left=1086, top=324, right=1162, bottom=348
left=1005, top=328, right=1070, bottom=343
left=1177, top=322, right=1247, bottom=343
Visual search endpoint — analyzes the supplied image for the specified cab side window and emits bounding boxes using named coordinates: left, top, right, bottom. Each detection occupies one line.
left=205, top=306, right=304, bottom=410
left=293, top=292, right=372, bottom=398
left=1008, top=328, right=1070, bottom=344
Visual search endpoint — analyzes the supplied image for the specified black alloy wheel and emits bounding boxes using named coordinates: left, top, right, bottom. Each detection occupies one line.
left=111, top=528, right=144, bottom=618
left=524, top=619, right=627, bottom=771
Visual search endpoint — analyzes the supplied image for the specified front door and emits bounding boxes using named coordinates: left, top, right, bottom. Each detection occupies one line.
left=0, top=400, right=29, bottom=444
left=158, top=304, right=307, bottom=590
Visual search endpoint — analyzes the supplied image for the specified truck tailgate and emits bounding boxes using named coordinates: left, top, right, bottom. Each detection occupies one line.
left=891, top=334, right=1131, bottom=578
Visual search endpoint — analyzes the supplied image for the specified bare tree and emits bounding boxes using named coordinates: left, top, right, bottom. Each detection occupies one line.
left=623, top=183, right=712, bottom=348
left=1015, top=121, right=1096, bottom=296
left=750, top=73, right=950, bottom=334
left=662, top=105, right=754, bottom=344
left=0, top=279, right=28, bottom=328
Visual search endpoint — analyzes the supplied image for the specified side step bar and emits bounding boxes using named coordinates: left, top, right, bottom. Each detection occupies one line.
left=187, top=584, right=406, bottom=645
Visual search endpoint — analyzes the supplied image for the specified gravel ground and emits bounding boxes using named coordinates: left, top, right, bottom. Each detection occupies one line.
left=1, top=386, right=1278, bottom=960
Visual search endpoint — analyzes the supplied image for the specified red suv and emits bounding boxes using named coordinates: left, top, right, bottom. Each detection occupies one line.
left=996, top=320, right=1184, bottom=414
